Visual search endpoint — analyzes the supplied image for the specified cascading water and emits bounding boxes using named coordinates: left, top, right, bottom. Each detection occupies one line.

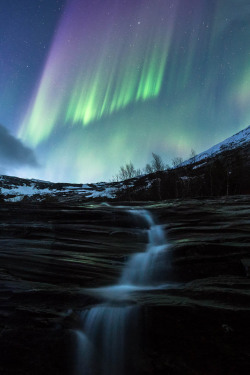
left=120, top=210, right=168, bottom=286
left=77, top=304, right=138, bottom=375
left=75, top=209, right=170, bottom=375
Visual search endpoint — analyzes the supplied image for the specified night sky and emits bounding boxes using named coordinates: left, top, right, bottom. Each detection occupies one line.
left=1, top=0, right=250, bottom=182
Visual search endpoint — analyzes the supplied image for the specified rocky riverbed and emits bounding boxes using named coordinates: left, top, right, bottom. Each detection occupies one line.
left=0, top=196, right=250, bottom=375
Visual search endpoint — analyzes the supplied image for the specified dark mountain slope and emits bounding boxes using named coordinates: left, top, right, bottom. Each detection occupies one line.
left=0, top=125, right=249, bottom=202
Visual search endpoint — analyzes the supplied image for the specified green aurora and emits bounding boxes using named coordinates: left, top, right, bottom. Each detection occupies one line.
left=2, top=0, right=250, bottom=182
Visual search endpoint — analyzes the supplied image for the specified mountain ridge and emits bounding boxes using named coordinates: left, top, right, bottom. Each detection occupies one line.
left=181, top=125, right=250, bottom=167
left=0, top=125, right=249, bottom=202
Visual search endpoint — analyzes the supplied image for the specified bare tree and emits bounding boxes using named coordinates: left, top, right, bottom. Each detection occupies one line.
left=135, top=168, right=142, bottom=177
left=190, top=149, right=196, bottom=163
left=118, top=162, right=141, bottom=181
left=172, top=157, right=183, bottom=168
left=145, top=163, right=154, bottom=174
left=110, top=174, right=120, bottom=182
left=145, top=153, right=166, bottom=174
left=115, top=152, right=168, bottom=181
left=151, top=153, right=165, bottom=172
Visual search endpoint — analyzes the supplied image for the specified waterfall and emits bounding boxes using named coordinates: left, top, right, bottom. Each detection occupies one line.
left=77, top=304, right=138, bottom=375
left=75, top=209, right=169, bottom=375
left=120, top=209, right=168, bottom=286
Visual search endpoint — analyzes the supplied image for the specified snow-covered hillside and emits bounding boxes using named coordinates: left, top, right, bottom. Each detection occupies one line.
left=0, top=175, right=139, bottom=202
left=181, top=125, right=250, bottom=167
left=0, top=125, right=249, bottom=202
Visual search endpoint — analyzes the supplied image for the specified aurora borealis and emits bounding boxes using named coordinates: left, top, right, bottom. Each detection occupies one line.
left=1, top=0, right=250, bottom=182
left=19, top=0, right=172, bottom=146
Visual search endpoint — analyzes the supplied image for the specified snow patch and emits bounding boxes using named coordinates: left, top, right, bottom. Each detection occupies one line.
left=1, top=184, right=56, bottom=197
left=181, top=125, right=250, bottom=167
left=193, top=162, right=206, bottom=170
left=86, top=187, right=116, bottom=199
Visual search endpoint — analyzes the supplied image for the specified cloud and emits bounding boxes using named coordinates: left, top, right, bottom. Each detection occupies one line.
left=0, top=124, right=38, bottom=168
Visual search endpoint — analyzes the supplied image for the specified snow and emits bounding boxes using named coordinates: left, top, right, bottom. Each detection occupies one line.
left=0, top=180, right=119, bottom=201
left=181, top=125, right=250, bottom=167
left=86, top=187, right=116, bottom=199
left=5, top=196, right=24, bottom=202
left=1, top=125, right=249, bottom=202
left=1, top=184, right=55, bottom=197
left=193, top=162, right=206, bottom=170
left=81, top=184, right=92, bottom=189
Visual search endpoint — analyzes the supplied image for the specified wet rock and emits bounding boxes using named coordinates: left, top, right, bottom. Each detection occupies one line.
left=241, top=258, right=250, bottom=276
left=0, top=196, right=250, bottom=374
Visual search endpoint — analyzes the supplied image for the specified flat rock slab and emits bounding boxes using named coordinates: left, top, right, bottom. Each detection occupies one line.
left=0, top=196, right=250, bottom=374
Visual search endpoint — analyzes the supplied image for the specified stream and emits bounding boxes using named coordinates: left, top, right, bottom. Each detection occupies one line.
left=75, top=209, right=170, bottom=375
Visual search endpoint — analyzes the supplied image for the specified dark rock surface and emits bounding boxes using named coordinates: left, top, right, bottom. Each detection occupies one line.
left=0, top=196, right=250, bottom=374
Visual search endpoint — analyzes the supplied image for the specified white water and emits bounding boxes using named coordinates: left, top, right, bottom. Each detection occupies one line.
left=75, top=209, right=170, bottom=375
left=120, top=210, right=168, bottom=286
